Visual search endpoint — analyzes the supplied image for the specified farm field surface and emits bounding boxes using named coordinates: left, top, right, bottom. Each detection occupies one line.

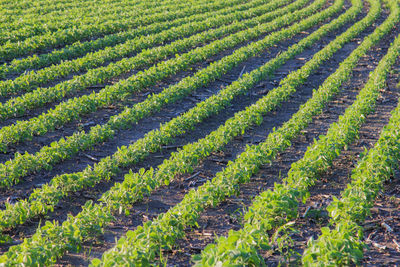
left=0, top=0, right=400, bottom=265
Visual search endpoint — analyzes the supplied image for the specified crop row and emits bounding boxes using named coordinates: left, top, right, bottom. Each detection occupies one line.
left=101, top=0, right=365, bottom=216
left=0, top=0, right=122, bottom=22
left=0, top=0, right=255, bottom=78
left=0, top=0, right=234, bottom=61
left=0, top=0, right=131, bottom=13
left=3, top=0, right=397, bottom=265
left=302, top=24, right=400, bottom=266
left=0, top=0, right=171, bottom=43
left=0, top=0, right=321, bottom=187
left=0, top=0, right=350, bottom=263
left=0, top=0, right=101, bottom=17
left=0, top=0, right=293, bottom=149
left=97, top=0, right=399, bottom=264
left=0, top=0, right=296, bottom=125
left=0, top=0, right=332, bottom=238
left=196, top=0, right=400, bottom=265
left=0, top=0, right=166, bottom=24
left=0, top=0, right=287, bottom=95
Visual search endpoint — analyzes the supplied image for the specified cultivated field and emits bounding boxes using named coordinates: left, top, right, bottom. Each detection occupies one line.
left=0, top=0, right=399, bottom=265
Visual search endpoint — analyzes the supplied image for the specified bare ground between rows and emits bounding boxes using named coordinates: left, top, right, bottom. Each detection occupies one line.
left=0, top=4, right=156, bottom=44
left=0, top=1, right=336, bottom=161
left=163, top=5, right=399, bottom=267
left=0, top=0, right=297, bottom=87
left=0, top=27, right=251, bottom=125
left=0, top=0, right=360, bottom=262
left=0, top=0, right=340, bottom=260
left=265, top=24, right=400, bottom=267
left=0, top=1, right=345, bottom=205
left=0, top=0, right=382, bottom=266
left=0, top=0, right=191, bottom=49
left=361, top=168, right=400, bottom=265
left=0, top=1, right=232, bottom=67
left=45, top=2, right=391, bottom=265
left=0, top=12, right=334, bottom=201
left=0, top=10, right=338, bottom=254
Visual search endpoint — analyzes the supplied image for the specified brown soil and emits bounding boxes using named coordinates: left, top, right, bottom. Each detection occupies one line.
left=1, top=0, right=400, bottom=266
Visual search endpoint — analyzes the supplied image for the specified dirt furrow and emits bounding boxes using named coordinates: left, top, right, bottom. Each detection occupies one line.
left=48, top=0, right=382, bottom=264
left=269, top=19, right=400, bottom=267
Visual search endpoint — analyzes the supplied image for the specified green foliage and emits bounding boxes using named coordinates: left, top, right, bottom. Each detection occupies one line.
left=0, top=0, right=266, bottom=84
left=2, top=0, right=399, bottom=265
left=196, top=0, right=400, bottom=264
left=0, top=0, right=314, bottom=189
left=0, top=0, right=347, bottom=264
left=303, top=27, right=400, bottom=265
left=0, top=0, right=327, bottom=237
left=0, top=0, right=184, bottom=44
left=0, top=0, right=241, bottom=61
